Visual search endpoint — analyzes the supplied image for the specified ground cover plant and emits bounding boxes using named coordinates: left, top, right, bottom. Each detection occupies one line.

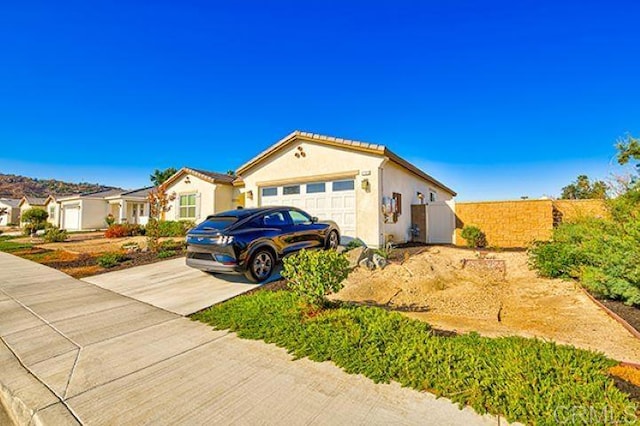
left=193, top=290, right=638, bottom=425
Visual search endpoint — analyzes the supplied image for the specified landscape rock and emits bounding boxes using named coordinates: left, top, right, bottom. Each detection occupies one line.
left=359, top=258, right=376, bottom=271
left=347, top=247, right=373, bottom=268
left=372, top=253, right=389, bottom=270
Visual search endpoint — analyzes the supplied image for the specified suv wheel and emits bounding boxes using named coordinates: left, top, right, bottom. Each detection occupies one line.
left=326, top=230, right=340, bottom=250
left=245, top=249, right=275, bottom=283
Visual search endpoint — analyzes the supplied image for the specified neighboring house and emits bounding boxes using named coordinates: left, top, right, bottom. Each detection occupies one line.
left=18, top=196, right=47, bottom=227
left=57, top=189, right=124, bottom=231
left=235, top=131, right=457, bottom=247
left=160, top=168, right=236, bottom=222
left=44, top=195, right=64, bottom=228
left=105, top=187, right=153, bottom=225
left=0, top=198, right=20, bottom=226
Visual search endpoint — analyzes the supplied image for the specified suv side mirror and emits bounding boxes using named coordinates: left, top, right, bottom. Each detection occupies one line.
left=311, top=216, right=319, bottom=223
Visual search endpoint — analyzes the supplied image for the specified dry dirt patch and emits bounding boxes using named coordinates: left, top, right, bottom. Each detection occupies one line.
left=333, top=245, right=640, bottom=364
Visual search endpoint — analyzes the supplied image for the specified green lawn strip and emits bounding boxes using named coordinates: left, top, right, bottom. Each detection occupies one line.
left=0, top=239, right=34, bottom=253
left=192, top=290, right=636, bottom=425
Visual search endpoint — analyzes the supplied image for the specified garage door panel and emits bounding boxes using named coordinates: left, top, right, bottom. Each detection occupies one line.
left=259, top=179, right=356, bottom=237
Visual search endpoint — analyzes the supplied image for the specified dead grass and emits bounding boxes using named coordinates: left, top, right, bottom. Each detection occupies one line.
left=333, top=245, right=640, bottom=363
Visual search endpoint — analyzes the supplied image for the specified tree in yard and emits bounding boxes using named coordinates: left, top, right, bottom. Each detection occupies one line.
left=150, top=167, right=178, bottom=186
left=146, top=187, right=176, bottom=253
left=21, top=207, right=48, bottom=236
left=560, top=175, right=608, bottom=199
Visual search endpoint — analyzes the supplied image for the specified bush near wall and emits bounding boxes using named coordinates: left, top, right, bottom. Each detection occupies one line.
left=529, top=193, right=640, bottom=306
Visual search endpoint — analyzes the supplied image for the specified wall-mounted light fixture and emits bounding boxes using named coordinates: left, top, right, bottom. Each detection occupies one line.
left=361, top=178, right=370, bottom=192
left=417, top=191, right=425, bottom=204
left=294, top=146, right=306, bottom=158
left=247, top=190, right=253, bottom=200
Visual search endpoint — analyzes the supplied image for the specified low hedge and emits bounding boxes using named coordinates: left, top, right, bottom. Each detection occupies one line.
left=193, top=291, right=637, bottom=425
left=155, top=220, right=194, bottom=237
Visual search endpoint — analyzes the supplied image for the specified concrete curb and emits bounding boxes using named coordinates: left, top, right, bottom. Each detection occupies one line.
left=578, top=286, right=640, bottom=368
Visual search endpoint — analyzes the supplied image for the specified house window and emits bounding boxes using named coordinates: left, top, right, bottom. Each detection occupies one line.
left=49, top=206, right=55, bottom=220
left=429, top=191, right=437, bottom=202
left=332, top=180, right=355, bottom=191
left=262, top=187, right=277, bottom=197
left=283, top=185, right=300, bottom=195
left=179, top=194, right=197, bottom=218
left=306, top=182, right=326, bottom=193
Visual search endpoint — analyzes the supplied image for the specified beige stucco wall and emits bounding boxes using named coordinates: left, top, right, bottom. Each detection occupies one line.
left=240, top=140, right=386, bottom=246
left=215, top=184, right=235, bottom=212
left=163, top=173, right=232, bottom=222
left=380, top=161, right=454, bottom=244
left=45, top=201, right=60, bottom=227
left=0, top=202, right=19, bottom=226
left=80, top=199, right=110, bottom=230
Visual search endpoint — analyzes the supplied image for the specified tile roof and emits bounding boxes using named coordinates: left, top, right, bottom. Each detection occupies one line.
left=0, top=198, right=20, bottom=208
left=235, top=130, right=456, bottom=196
left=22, top=196, right=47, bottom=206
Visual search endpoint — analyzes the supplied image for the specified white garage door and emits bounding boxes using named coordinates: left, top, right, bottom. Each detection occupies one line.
left=259, top=179, right=356, bottom=236
left=63, top=205, right=81, bottom=230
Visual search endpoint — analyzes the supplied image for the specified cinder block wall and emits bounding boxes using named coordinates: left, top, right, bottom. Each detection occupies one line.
left=454, top=199, right=607, bottom=248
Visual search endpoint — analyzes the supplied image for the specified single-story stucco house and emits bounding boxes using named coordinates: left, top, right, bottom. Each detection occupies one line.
left=160, top=168, right=236, bottom=222
left=105, top=187, right=153, bottom=226
left=56, top=189, right=123, bottom=231
left=163, top=131, right=456, bottom=247
left=0, top=198, right=21, bottom=226
left=44, top=195, right=64, bottom=228
left=18, top=196, right=47, bottom=227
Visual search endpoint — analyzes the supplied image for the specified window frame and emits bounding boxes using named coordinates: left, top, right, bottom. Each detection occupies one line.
left=261, top=187, right=278, bottom=197
left=287, top=209, right=312, bottom=226
left=306, top=182, right=326, bottom=194
left=332, top=180, right=355, bottom=192
left=283, top=185, right=301, bottom=195
left=179, top=193, right=197, bottom=219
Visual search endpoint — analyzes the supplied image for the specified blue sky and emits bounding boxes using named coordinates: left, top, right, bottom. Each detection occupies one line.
left=1, top=0, right=638, bottom=200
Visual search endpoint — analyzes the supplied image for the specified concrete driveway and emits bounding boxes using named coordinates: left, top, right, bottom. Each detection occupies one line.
left=0, top=252, right=501, bottom=425
left=82, top=257, right=280, bottom=315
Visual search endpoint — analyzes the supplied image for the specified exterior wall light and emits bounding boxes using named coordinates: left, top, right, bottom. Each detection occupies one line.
left=361, top=178, right=370, bottom=192
left=247, top=190, right=253, bottom=200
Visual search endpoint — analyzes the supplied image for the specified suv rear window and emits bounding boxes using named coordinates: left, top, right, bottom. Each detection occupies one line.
left=196, top=216, right=238, bottom=230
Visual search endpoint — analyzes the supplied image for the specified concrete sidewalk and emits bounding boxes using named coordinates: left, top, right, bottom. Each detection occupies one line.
left=0, top=252, right=501, bottom=425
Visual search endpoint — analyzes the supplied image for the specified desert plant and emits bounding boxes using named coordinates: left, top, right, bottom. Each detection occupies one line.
left=282, top=249, right=350, bottom=307
left=375, top=241, right=394, bottom=260
left=146, top=188, right=176, bottom=253
left=97, top=252, right=128, bottom=268
left=461, top=225, right=487, bottom=248
left=104, top=224, right=143, bottom=238
left=43, top=227, right=68, bottom=243
left=159, top=239, right=185, bottom=251
left=21, top=207, right=48, bottom=236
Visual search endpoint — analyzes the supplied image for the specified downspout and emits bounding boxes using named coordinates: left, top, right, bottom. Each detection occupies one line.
left=378, top=158, right=389, bottom=248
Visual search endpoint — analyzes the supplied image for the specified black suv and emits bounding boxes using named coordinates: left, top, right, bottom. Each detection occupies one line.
left=185, top=206, right=340, bottom=282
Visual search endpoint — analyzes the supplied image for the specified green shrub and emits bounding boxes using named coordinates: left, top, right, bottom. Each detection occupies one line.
left=345, top=239, right=365, bottom=251
left=529, top=213, right=640, bottom=305
left=193, top=291, right=636, bottom=425
left=159, top=239, right=185, bottom=251
left=374, top=241, right=394, bottom=260
left=154, top=220, right=194, bottom=237
left=21, top=207, right=48, bottom=236
left=97, top=252, right=128, bottom=268
left=43, top=227, right=68, bottom=243
left=461, top=225, right=487, bottom=248
left=156, top=250, right=175, bottom=259
left=282, top=249, right=350, bottom=307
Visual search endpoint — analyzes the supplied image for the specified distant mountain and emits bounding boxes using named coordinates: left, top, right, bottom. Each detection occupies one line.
left=0, top=173, right=122, bottom=198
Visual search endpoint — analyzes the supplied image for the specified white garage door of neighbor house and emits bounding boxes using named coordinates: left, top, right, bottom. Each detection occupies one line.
left=259, top=179, right=356, bottom=236
left=63, top=205, right=81, bottom=230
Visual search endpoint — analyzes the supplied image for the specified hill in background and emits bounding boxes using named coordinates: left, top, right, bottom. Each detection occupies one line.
left=0, top=173, right=121, bottom=198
